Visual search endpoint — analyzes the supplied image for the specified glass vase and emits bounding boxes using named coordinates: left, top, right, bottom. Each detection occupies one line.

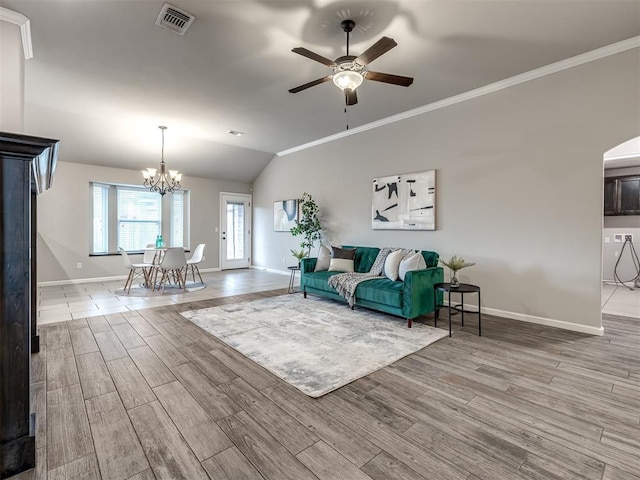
left=450, top=270, right=459, bottom=288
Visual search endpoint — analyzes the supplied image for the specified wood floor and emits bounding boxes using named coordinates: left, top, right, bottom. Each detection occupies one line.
left=12, top=287, right=640, bottom=480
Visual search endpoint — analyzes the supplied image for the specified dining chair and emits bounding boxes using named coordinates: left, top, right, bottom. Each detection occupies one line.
left=185, top=243, right=205, bottom=283
left=156, top=247, right=187, bottom=293
left=142, top=243, right=159, bottom=287
left=119, top=247, right=149, bottom=294
left=143, top=243, right=156, bottom=264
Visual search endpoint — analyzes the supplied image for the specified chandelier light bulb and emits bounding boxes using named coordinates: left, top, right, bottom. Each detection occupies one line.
left=332, top=71, right=363, bottom=91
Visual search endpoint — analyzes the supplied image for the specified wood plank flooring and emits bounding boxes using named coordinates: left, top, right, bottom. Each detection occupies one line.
left=12, top=286, right=640, bottom=480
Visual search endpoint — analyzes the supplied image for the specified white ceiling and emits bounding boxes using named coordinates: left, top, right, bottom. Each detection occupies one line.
left=4, top=0, right=640, bottom=183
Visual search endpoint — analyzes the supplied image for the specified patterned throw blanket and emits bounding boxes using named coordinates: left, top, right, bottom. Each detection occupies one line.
left=328, top=247, right=401, bottom=307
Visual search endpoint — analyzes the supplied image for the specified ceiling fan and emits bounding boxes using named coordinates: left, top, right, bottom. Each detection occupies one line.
left=289, top=19, right=414, bottom=106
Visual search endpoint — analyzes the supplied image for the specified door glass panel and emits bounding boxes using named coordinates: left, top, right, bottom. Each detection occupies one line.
left=226, top=202, right=245, bottom=260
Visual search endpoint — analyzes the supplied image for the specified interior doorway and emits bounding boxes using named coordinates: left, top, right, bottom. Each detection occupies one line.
left=602, top=136, right=640, bottom=318
left=220, top=192, right=252, bottom=270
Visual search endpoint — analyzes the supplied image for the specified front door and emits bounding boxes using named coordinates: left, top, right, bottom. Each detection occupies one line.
left=220, top=193, right=251, bottom=270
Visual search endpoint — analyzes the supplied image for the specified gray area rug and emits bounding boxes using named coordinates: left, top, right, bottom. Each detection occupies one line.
left=181, top=295, right=448, bottom=397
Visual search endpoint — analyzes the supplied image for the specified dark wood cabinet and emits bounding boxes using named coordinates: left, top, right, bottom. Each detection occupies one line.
left=604, top=177, right=617, bottom=216
left=604, top=175, right=640, bottom=216
left=0, top=132, right=58, bottom=479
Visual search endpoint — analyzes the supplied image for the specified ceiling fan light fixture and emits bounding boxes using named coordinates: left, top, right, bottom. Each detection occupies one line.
left=332, top=71, right=363, bottom=91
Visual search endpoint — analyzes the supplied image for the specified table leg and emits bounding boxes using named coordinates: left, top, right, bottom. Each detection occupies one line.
left=448, top=290, right=452, bottom=337
left=288, top=270, right=295, bottom=294
left=478, top=290, right=482, bottom=336
left=433, top=289, right=438, bottom=328
left=461, top=292, right=465, bottom=327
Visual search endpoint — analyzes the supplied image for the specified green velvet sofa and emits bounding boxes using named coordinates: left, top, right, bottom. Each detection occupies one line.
left=300, top=245, right=444, bottom=328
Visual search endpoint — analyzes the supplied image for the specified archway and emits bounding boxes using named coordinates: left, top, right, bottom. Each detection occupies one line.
left=602, top=136, right=640, bottom=318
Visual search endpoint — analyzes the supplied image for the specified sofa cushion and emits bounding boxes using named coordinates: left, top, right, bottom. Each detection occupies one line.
left=399, top=251, right=427, bottom=281
left=384, top=249, right=404, bottom=281
left=314, top=245, right=331, bottom=271
left=342, top=246, right=380, bottom=273
left=329, top=258, right=354, bottom=272
left=356, top=278, right=404, bottom=308
left=332, top=246, right=356, bottom=260
left=303, top=271, right=341, bottom=292
left=421, top=250, right=439, bottom=268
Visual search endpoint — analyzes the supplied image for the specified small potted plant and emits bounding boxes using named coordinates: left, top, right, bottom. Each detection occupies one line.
left=440, top=255, right=475, bottom=288
left=290, top=248, right=307, bottom=266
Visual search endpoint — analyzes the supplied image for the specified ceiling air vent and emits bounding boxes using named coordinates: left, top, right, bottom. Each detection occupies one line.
left=155, top=3, right=195, bottom=36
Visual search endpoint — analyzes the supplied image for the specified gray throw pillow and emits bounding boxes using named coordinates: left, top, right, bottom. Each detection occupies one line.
left=332, top=246, right=356, bottom=260
left=314, top=245, right=332, bottom=271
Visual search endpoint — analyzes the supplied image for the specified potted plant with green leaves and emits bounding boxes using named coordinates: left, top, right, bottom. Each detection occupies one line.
left=440, top=255, right=475, bottom=288
left=290, top=192, right=322, bottom=258
left=290, top=248, right=307, bottom=266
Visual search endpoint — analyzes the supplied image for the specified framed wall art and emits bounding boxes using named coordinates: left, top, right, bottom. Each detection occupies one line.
left=372, top=169, right=436, bottom=230
left=274, top=199, right=299, bottom=232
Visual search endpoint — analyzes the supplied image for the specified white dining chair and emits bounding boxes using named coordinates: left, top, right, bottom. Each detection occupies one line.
left=119, top=247, right=149, bottom=294
left=156, top=247, right=187, bottom=293
left=142, top=243, right=159, bottom=287
left=185, top=243, right=205, bottom=283
left=143, top=243, right=157, bottom=264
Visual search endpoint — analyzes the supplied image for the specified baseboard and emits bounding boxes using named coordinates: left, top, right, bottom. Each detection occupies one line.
left=464, top=304, right=603, bottom=336
left=38, top=275, right=128, bottom=286
left=39, top=267, right=222, bottom=286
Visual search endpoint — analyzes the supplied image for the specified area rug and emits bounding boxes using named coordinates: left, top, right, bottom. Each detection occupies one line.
left=181, top=295, right=448, bottom=397
left=115, top=281, right=206, bottom=297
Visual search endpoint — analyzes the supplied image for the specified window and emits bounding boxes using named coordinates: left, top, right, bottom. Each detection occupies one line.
left=170, top=191, right=184, bottom=247
left=117, top=187, right=162, bottom=251
left=91, top=182, right=189, bottom=254
left=226, top=202, right=245, bottom=260
left=92, top=184, right=108, bottom=253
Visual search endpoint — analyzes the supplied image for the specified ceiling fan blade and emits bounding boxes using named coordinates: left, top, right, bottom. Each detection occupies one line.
left=355, top=37, right=397, bottom=66
left=365, top=71, right=414, bottom=87
left=288, top=76, right=333, bottom=94
left=292, top=47, right=336, bottom=67
left=345, top=88, right=358, bottom=106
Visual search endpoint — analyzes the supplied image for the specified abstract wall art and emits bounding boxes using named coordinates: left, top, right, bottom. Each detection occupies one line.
left=372, top=169, right=436, bottom=230
left=274, top=199, right=299, bottom=232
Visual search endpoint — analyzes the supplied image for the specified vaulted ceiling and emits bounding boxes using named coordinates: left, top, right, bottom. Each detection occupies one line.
left=4, top=0, right=640, bottom=183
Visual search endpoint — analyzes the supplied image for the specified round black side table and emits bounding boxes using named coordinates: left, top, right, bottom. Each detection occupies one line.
left=288, top=265, right=300, bottom=293
left=433, top=282, right=481, bottom=337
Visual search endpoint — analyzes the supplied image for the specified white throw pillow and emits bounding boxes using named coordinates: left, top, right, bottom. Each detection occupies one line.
left=384, top=249, right=404, bottom=281
left=314, top=245, right=332, bottom=271
left=398, top=251, right=427, bottom=281
left=328, top=258, right=354, bottom=273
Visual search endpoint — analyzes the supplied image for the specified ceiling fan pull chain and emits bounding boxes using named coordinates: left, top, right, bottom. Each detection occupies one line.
left=345, top=106, right=349, bottom=130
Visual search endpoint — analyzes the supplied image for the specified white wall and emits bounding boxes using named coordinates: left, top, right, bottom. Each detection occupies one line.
left=0, top=20, right=24, bottom=132
left=252, top=50, right=640, bottom=333
left=38, top=161, right=251, bottom=282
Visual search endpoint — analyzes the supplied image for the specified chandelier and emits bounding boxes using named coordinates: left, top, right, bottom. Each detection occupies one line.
left=141, top=126, right=182, bottom=196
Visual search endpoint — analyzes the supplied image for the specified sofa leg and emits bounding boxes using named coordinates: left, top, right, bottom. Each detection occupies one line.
left=303, top=291, right=307, bottom=299
left=407, top=318, right=412, bottom=328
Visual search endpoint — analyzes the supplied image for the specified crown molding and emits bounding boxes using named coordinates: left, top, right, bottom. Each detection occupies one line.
left=0, top=7, right=33, bottom=59
left=278, top=35, right=640, bottom=158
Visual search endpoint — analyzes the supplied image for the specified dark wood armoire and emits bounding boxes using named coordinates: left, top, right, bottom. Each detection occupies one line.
left=0, top=132, right=59, bottom=479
